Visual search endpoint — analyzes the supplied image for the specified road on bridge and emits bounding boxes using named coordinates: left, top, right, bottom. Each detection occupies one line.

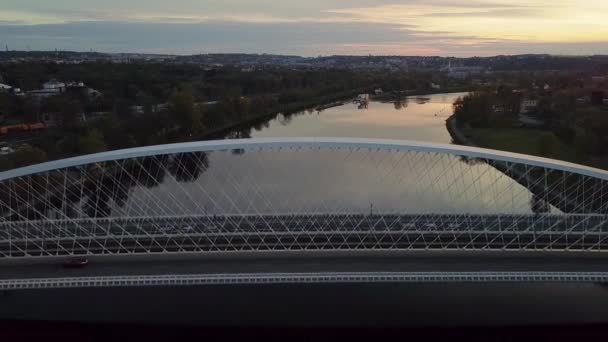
left=3, top=253, right=608, bottom=281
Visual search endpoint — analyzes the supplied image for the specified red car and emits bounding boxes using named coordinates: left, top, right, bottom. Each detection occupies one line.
left=63, top=257, right=89, bottom=268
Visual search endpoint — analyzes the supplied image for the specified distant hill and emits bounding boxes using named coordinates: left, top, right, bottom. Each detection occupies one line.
left=1, top=51, right=607, bottom=73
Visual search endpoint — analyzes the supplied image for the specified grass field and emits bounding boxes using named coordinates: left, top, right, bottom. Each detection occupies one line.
left=463, top=127, right=586, bottom=165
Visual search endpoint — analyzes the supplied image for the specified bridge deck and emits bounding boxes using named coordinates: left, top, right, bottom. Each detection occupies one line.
left=2, top=252, right=608, bottom=281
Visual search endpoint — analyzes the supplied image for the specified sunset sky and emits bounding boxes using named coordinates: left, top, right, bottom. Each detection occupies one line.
left=1, top=0, right=607, bottom=56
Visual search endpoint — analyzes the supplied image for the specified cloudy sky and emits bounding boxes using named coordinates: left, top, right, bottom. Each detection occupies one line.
left=1, top=0, right=607, bottom=56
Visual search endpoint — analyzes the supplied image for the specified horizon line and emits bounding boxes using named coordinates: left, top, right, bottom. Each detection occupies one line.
left=1, top=49, right=607, bottom=59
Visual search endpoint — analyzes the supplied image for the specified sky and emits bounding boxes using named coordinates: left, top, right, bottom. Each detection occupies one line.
left=1, top=0, right=607, bottom=56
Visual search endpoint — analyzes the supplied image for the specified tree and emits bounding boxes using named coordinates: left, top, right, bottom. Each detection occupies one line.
left=538, top=132, right=558, bottom=157
left=78, top=129, right=106, bottom=155
left=0, top=94, right=11, bottom=122
left=12, top=146, right=47, bottom=168
left=113, top=98, right=133, bottom=119
left=61, top=99, right=84, bottom=128
left=453, top=92, right=493, bottom=127
left=95, top=116, right=136, bottom=150
left=169, top=89, right=202, bottom=133
left=22, top=96, right=41, bottom=123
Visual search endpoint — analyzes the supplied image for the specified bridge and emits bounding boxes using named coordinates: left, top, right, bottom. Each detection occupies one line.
left=2, top=137, right=608, bottom=290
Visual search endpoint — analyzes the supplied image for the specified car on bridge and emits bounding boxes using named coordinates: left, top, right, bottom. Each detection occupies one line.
left=63, top=257, right=89, bottom=268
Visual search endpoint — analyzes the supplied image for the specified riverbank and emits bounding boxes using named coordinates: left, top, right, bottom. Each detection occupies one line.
left=446, top=116, right=477, bottom=147
left=447, top=116, right=586, bottom=165
left=371, top=87, right=470, bottom=101
left=447, top=116, right=583, bottom=213
left=197, top=87, right=375, bottom=140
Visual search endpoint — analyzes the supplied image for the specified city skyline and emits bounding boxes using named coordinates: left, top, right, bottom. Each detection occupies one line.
left=1, top=0, right=608, bottom=56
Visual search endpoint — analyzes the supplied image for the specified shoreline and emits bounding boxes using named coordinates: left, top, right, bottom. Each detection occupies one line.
left=197, top=88, right=373, bottom=140
left=446, top=115, right=585, bottom=213
left=446, top=115, right=476, bottom=147
left=201, top=90, right=472, bottom=140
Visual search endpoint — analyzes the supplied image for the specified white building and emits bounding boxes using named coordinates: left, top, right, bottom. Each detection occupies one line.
left=0, top=83, right=11, bottom=92
left=28, top=88, right=63, bottom=98
left=43, top=79, right=66, bottom=91
left=357, top=94, right=370, bottom=102
left=520, top=99, right=539, bottom=114
left=444, top=62, right=486, bottom=79
left=28, top=79, right=66, bottom=98
left=0, top=146, right=15, bottom=156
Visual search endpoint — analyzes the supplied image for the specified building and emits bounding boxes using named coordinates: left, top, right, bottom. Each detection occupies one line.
left=128, top=103, right=169, bottom=116
left=28, top=80, right=101, bottom=99
left=492, top=105, right=505, bottom=114
left=444, top=62, right=486, bottom=79
left=43, top=79, right=66, bottom=91
left=64, top=82, right=102, bottom=99
left=520, top=99, right=539, bottom=114
left=28, top=79, right=66, bottom=98
left=28, top=88, right=63, bottom=98
left=356, top=94, right=370, bottom=103
left=0, top=144, right=15, bottom=156
left=577, top=97, right=590, bottom=104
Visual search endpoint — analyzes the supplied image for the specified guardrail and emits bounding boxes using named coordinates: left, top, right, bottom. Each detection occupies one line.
left=2, top=272, right=608, bottom=290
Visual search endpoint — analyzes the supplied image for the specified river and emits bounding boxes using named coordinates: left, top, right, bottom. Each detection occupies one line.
left=102, top=93, right=551, bottom=217
left=245, top=93, right=458, bottom=142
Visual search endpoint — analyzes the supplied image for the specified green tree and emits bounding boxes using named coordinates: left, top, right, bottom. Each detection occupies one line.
left=61, top=99, right=84, bottom=128
left=538, top=132, right=558, bottom=157
left=113, top=98, right=133, bottom=119
left=169, top=89, right=202, bottom=133
left=453, top=92, right=493, bottom=127
left=22, top=96, right=41, bottom=123
left=0, top=94, right=11, bottom=122
left=78, top=129, right=106, bottom=155
left=12, top=146, right=47, bottom=168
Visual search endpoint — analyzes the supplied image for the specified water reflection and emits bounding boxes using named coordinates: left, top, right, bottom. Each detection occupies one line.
left=394, top=97, right=408, bottom=110
left=239, top=93, right=463, bottom=143
left=4, top=147, right=608, bottom=220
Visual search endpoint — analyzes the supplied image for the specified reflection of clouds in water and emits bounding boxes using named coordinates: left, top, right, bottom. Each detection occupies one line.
left=250, top=93, right=462, bottom=143
left=123, top=149, right=539, bottom=216
left=327, top=102, right=450, bottom=127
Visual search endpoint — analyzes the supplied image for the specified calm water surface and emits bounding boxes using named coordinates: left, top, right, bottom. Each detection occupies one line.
left=113, top=93, right=552, bottom=217
left=248, top=94, right=458, bottom=142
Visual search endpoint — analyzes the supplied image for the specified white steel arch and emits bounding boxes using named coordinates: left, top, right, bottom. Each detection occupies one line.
left=2, top=137, right=608, bottom=182
left=2, top=138, right=608, bottom=258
